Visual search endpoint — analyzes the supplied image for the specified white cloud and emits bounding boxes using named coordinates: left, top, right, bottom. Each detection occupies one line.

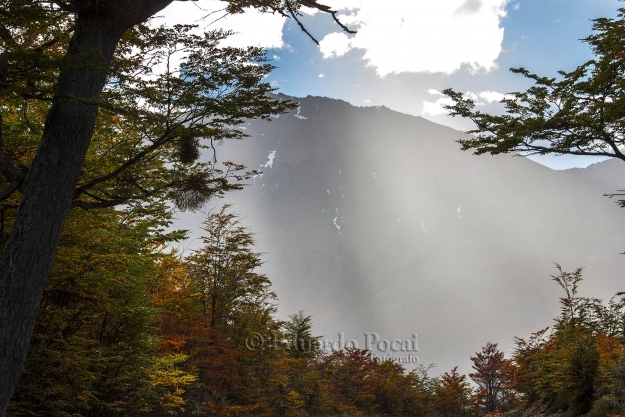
left=321, top=0, right=509, bottom=76
left=422, top=97, right=454, bottom=117
left=319, top=32, right=352, bottom=58
left=156, top=2, right=286, bottom=49
left=318, top=73, right=325, bottom=78
left=300, top=6, right=320, bottom=16
left=427, top=89, right=445, bottom=96
left=156, top=1, right=508, bottom=77
left=478, top=90, right=506, bottom=103
left=513, top=3, right=520, bottom=10
left=465, top=90, right=511, bottom=104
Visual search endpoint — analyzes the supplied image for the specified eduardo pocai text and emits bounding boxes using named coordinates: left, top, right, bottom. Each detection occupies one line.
left=246, top=332, right=419, bottom=364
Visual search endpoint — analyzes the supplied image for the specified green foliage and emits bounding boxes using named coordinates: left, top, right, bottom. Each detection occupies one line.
left=512, top=327, right=550, bottom=405
left=7, top=207, right=196, bottom=416
left=75, top=24, right=295, bottom=211
left=0, top=1, right=70, bottom=98
left=148, top=354, right=199, bottom=414
left=284, top=311, right=321, bottom=358
left=410, top=364, right=440, bottom=415
left=0, top=4, right=295, bottom=213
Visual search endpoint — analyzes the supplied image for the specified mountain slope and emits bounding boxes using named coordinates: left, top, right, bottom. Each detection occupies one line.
left=563, top=157, right=625, bottom=194
left=178, top=95, right=625, bottom=374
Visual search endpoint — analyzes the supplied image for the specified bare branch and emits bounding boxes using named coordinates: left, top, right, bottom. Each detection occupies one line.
left=285, top=1, right=319, bottom=45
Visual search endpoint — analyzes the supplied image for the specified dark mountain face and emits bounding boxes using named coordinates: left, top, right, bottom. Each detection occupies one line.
left=178, top=95, right=625, bottom=374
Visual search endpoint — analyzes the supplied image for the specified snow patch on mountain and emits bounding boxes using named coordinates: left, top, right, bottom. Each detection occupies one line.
left=294, top=105, right=308, bottom=120
left=333, top=216, right=343, bottom=236
left=262, top=151, right=276, bottom=168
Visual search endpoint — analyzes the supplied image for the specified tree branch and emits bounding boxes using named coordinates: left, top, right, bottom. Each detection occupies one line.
left=285, top=1, right=320, bottom=45
left=0, top=175, right=25, bottom=203
left=73, top=130, right=174, bottom=198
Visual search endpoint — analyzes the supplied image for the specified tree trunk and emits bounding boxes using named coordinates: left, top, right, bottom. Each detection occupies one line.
left=0, top=1, right=171, bottom=415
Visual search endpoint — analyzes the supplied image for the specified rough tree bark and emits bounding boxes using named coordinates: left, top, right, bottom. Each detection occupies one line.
left=0, top=1, right=172, bottom=414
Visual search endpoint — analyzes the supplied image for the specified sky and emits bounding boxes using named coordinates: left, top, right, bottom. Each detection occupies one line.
left=158, top=0, right=623, bottom=169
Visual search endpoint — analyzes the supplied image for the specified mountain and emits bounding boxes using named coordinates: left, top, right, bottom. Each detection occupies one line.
left=562, top=157, right=625, bottom=194
left=176, top=95, right=625, bottom=375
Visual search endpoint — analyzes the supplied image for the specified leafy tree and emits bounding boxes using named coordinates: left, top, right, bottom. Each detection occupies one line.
left=469, top=342, right=515, bottom=414
left=541, top=267, right=602, bottom=414
left=319, top=348, right=380, bottom=413
left=184, top=204, right=275, bottom=330
left=442, top=7, right=625, bottom=204
left=315, top=347, right=427, bottom=415
left=510, top=267, right=613, bottom=415
left=531, top=324, right=600, bottom=414
left=284, top=311, right=321, bottom=358
left=483, top=269, right=625, bottom=416
left=410, top=364, right=440, bottom=415
left=512, top=327, right=550, bottom=405
left=0, top=1, right=352, bottom=413
left=434, top=366, right=475, bottom=417
left=264, top=355, right=324, bottom=416
left=155, top=205, right=285, bottom=416
left=371, top=359, right=426, bottom=415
